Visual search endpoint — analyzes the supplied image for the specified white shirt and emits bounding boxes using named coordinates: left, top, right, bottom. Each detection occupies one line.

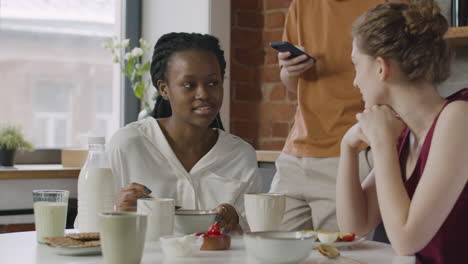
left=107, top=117, right=260, bottom=229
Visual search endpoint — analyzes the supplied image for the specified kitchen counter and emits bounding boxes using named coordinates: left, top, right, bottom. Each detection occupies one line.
left=255, top=150, right=280, bottom=162
left=0, top=165, right=80, bottom=180
left=0, top=151, right=280, bottom=180
left=0, top=165, right=79, bottom=225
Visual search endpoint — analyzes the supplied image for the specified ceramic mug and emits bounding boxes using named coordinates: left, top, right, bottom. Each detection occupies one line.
left=99, top=212, right=147, bottom=264
left=244, top=193, right=286, bottom=232
left=137, top=197, right=175, bottom=241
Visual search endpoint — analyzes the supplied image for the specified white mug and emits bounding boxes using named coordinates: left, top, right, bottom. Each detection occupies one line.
left=137, top=197, right=175, bottom=241
left=244, top=193, right=286, bottom=232
left=99, top=212, right=147, bottom=264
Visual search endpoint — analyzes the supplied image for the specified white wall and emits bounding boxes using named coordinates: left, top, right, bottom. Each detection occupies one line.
left=141, top=0, right=231, bottom=131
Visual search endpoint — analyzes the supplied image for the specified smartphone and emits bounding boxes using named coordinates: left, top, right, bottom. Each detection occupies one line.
left=269, top=41, right=316, bottom=63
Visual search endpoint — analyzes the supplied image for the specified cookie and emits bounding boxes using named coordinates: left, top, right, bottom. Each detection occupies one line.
left=44, top=236, right=101, bottom=248
left=66, top=232, right=100, bottom=241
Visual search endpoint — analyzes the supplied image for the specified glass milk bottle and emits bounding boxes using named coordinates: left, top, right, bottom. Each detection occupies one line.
left=76, top=136, right=115, bottom=232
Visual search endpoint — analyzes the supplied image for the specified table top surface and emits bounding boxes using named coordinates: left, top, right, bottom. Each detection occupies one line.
left=0, top=231, right=416, bottom=264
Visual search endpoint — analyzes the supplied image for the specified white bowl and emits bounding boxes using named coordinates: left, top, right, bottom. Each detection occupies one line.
left=317, top=232, right=339, bottom=244
left=174, top=209, right=216, bottom=234
left=159, top=235, right=201, bottom=258
left=244, top=231, right=316, bottom=264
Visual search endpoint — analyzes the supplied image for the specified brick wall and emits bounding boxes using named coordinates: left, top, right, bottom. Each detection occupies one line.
left=230, top=0, right=295, bottom=150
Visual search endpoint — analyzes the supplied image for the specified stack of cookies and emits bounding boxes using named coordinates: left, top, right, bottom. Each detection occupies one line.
left=44, top=232, right=100, bottom=247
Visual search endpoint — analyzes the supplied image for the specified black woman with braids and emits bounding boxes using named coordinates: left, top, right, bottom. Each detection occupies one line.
left=108, top=33, right=260, bottom=234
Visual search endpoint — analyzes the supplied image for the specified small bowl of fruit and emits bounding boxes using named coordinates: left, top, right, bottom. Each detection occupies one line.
left=315, top=231, right=360, bottom=247
left=160, top=224, right=232, bottom=259
left=174, top=209, right=217, bottom=235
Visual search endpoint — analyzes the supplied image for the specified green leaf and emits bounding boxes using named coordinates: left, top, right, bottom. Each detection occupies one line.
left=125, top=62, right=134, bottom=77
left=136, top=61, right=150, bottom=76
left=126, top=62, right=136, bottom=79
left=0, top=125, right=34, bottom=151
left=142, top=62, right=150, bottom=72
left=130, top=70, right=137, bottom=81
left=136, top=65, right=144, bottom=76
left=134, top=82, right=144, bottom=99
left=144, top=102, right=151, bottom=112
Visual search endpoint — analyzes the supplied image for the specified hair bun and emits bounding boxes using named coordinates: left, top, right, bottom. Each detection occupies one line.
left=403, top=0, right=448, bottom=40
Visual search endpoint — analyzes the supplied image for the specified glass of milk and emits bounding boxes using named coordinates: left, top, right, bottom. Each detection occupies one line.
left=33, top=190, right=69, bottom=243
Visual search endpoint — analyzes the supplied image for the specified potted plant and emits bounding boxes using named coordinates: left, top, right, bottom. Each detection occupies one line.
left=0, top=124, right=34, bottom=166
left=103, top=37, right=157, bottom=119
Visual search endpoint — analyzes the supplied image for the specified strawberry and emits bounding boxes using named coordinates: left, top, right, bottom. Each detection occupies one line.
left=342, top=232, right=356, bottom=242
left=204, top=233, right=226, bottom=238
left=207, top=224, right=221, bottom=235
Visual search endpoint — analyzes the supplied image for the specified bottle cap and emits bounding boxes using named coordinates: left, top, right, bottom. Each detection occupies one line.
left=88, top=136, right=105, bottom=145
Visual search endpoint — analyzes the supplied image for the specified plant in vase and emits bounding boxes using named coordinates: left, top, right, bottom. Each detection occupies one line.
left=0, top=124, right=34, bottom=167
left=103, top=37, right=157, bottom=118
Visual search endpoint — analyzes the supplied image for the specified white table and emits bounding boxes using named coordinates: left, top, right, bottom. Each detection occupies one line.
left=0, top=231, right=416, bottom=264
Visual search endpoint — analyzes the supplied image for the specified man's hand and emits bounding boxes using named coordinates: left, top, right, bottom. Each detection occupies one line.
left=278, top=46, right=315, bottom=77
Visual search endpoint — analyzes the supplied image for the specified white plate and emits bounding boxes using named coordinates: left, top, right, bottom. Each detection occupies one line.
left=47, top=245, right=102, bottom=256
left=315, top=236, right=365, bottom=248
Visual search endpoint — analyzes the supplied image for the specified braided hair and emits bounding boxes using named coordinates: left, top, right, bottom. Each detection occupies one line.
left=150, top=32, right=225, bottom=130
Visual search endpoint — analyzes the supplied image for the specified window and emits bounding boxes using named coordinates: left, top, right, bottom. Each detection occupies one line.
left=0, top=0, right=121, bottom=149
left=32, top=81, right=73, bottom=147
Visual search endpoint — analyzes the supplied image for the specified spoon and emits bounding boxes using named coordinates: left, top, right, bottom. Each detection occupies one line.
left=317, top=244, right=366, bottom=264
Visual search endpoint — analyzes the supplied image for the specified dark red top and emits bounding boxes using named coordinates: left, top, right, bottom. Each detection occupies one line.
left=397, top=88, right=468, bottom=264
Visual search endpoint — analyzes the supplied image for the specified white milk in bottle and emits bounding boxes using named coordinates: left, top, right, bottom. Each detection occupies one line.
left=76, top=136, right=115, bottom=232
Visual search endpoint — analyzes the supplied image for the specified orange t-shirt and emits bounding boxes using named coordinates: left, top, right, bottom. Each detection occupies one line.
left=282, top=0, right=385, bottom=157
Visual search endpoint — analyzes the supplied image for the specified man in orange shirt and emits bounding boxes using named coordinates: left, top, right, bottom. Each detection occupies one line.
left=269, top=0, right=390, bottom=232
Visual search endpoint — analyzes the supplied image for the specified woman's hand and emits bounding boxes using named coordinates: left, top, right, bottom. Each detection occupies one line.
left=213, top=203, right=243, bottom=235
left=356, top=105, right=406, bottom=147
left=115, top=182, right=152, bottom=212
left=342, top=122, right=369, bottom=150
